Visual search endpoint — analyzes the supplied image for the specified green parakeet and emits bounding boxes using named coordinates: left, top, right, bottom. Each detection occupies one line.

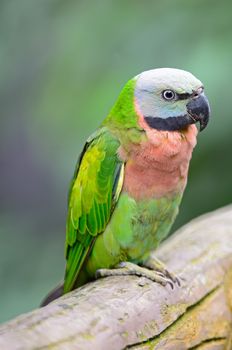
left=42, top=68, right=210, bottom=306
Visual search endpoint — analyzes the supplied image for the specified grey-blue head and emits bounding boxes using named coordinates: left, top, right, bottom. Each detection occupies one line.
left=134, top=68, right=210, bottom=131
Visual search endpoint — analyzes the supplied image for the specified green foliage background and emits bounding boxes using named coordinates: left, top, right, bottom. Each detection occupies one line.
left=1, top=0, right=231, bottom=323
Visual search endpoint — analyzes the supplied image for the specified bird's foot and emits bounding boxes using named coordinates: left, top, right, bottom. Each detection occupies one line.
left=96, top=261, right=176, bottom=288
left=142, top=256, right=182, bottom=287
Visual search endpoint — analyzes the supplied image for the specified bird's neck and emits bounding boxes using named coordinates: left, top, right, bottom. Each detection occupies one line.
left=119, top=123, right=198, bottom=200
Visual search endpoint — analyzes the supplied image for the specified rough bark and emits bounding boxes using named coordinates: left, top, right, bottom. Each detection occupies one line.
left=1, top=205, right=232, bottom=350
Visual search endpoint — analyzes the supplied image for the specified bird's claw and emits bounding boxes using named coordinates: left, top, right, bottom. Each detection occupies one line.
left=96, top=261, right=178, bottom=289
left=155, top=268, right=182, bottom=287
left=142, top=257, right=182, bottom=288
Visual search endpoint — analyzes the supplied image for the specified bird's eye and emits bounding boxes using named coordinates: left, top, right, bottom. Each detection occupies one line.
left=162, top=90, right=176, bottom=101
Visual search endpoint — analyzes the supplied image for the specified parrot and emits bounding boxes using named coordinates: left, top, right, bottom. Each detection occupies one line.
left=41, top=68, right=210, bottom=306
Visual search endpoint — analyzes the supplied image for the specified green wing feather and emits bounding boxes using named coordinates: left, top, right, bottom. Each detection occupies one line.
left=64, top=127, right=124, bottom=293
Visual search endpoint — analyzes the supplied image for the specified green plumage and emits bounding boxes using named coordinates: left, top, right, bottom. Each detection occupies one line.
left=64, top=125, right=182, bottom=293
left=64, top=128, right=124, bottom=292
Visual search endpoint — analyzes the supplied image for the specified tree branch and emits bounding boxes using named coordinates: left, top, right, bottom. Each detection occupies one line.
left=1, top=206, right=232, bottom=350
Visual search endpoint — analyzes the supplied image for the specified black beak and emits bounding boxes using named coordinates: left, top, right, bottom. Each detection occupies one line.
left=186, top=93, right=210, bottom=131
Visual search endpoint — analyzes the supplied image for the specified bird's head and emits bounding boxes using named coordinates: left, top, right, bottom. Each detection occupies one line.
left=134, top=68, right=210, bottom=132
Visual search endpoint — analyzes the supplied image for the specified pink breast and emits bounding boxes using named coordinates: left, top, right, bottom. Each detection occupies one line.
left=120, top=123, right=198, bottom=200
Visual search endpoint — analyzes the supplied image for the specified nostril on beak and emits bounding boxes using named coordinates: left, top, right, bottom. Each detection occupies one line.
left=192, top=87, right=204, bottom=99
left=193, top=92, right=199, bottom=99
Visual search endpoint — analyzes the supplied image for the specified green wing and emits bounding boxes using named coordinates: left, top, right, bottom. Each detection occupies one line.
left=64, top=127, right=124, bottom=293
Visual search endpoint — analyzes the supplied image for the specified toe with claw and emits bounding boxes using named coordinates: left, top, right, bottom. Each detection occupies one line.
left=142, top=257, right=182, bottom=287
left=96, top=261, right=178, bottom=289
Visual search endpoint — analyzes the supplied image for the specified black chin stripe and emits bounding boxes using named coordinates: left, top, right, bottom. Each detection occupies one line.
left=144, top=115, right=193, bottom=131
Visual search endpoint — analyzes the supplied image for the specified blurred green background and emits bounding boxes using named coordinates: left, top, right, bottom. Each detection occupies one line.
left=1, top=0, right=232, bottom=323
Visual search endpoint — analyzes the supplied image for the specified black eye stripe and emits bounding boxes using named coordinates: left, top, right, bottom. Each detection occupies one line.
left=177, top=93, right=191, bottom=100
left=162, top=90, right=192, bottom=101
left=177, top=87, right=204, bottom=100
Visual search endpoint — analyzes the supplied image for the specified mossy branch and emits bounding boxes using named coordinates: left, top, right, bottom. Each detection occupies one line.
left=1, top=206, right=232, bottom=349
